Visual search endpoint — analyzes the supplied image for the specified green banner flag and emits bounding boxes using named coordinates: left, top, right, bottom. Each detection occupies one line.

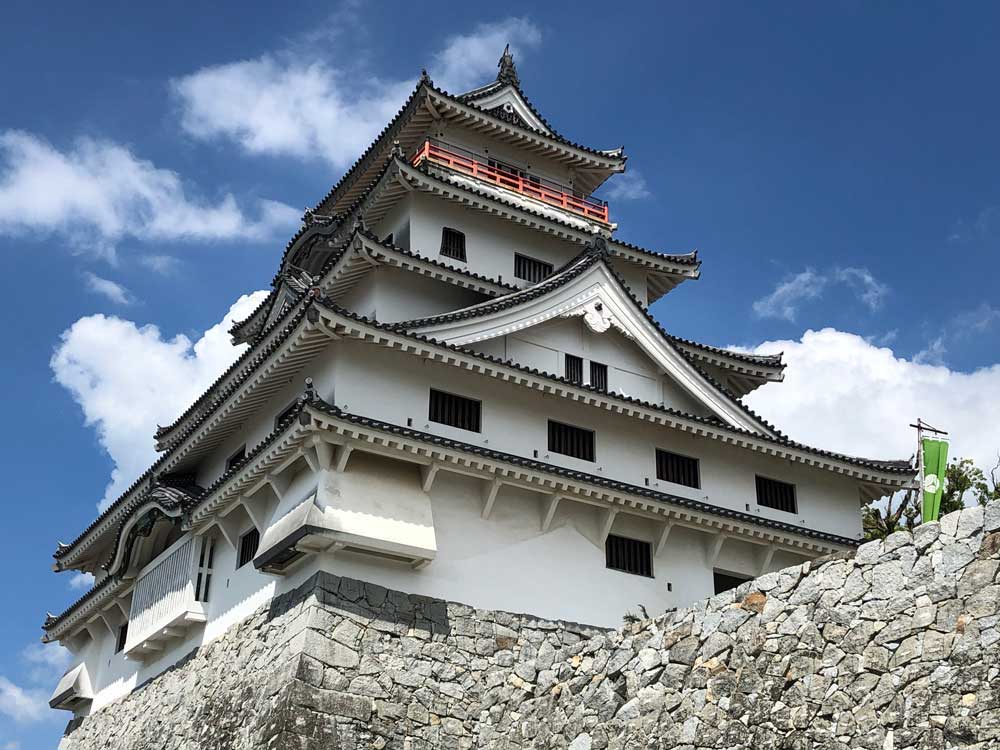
left=921, top=438, right=949, bottom=523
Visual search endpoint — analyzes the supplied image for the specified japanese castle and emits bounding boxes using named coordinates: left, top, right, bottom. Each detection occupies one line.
left=43, top=49, right=912, bottom=717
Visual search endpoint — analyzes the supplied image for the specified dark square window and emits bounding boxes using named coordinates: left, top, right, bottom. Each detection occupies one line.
left=548, top=420, right=595, bottom=462
left=564, top=354, right=583, bottom=385
left=514, top=253, right=553, bottom=283
left=714, top=570, right=751, bottom=595
left=590, top=361, right=608, bottom=392
left=655, top=450, right=700, bottom=489
left=756, top=476, right=797, bottom=513
left=238, top=528, right=260, bottom=569
left=606, top=534, right=653, bottom=577
left=115, top=622, right=128, bottom=654
left=440, top=227, right=466, bottom=262
left=429, top=389, right=481, bottom=432
left=225, top=445, right=247, bottom=473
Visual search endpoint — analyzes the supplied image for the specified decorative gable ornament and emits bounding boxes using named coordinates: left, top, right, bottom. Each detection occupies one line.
left=563, top=299, right=628, bottom=337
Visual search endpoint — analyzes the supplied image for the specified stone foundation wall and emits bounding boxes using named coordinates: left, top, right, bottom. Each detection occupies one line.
left=63, top=501, right=1000, bottom=749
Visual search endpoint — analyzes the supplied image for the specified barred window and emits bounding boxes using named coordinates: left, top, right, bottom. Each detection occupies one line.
left=115, top=622, right=128, bottom=654
left=655, top=450, right=700, bottom=489
left=548, top=420, right=595, bottom=462
left=590, top=361, right=608, bottom=392
left=756, top=476, right=797, bottom=513
left=565, top=354, right=583, bottom=384
left=606, top=535, right=653, bottom=577
left=194, top=537, right=215, bottom=603
left=225, top=445, right=246, bottom=473
left=238, top=528, right=260, bottom=569
left=429, top=389, right=481, bottom=432
left=440, top=227, right=466, bottom=262
left=514, top=253, right=553, bottom=283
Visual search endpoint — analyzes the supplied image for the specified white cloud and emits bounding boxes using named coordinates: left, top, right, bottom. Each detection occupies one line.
left=430, top=19, right=542, bottom=93
left=834, top=267, right=888, bottom=311
left=51, top=291, right=268, bottom=510
left=949, top=205, right=1000, bottom=244
left=3, top=740, right=21, bottom=749
left=741, top=328, right=1000, bottom=477
left=753, top=266, right=889, bottom=321
left=83, top=272, right=134, bottom=305
left=954, top=302, right=1000, bottom=333
left=0, top=131, right=298, bottom=258
left=913, top=336, right=947, bottom=366
left=170, top=18, right=541, bottom=170
left=68, top=572, right=94, bottom=591
left=0, top=677, right=49, bottom=724
left=138, top=255, right=181, bottom=275
left=21, top=643, right=71, bottom=685
left=752, top=269, right=827, bottom=321
left=601, top=171, right=651, bottom=201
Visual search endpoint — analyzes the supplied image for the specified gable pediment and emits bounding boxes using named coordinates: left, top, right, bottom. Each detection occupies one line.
left=467, top=86, right=553, bottom=135
left=405, top=257, right=773, bottom=436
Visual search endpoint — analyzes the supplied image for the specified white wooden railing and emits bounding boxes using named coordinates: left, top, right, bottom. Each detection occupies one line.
left=124, top=536, right=208, bottom=656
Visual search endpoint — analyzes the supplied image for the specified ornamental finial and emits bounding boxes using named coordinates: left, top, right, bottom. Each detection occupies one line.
left=587, top=235, right=609, bottom=258
left=391, top=139, right=404, bottom=159
left=420, top=68, right=433, bottom=86
left=497, top=44, right=519, bottom=87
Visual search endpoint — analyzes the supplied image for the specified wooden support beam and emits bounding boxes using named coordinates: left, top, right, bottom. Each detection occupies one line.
left=213, top=512, right=245, bottom=551
left=598, top=508, right=618, bottom=544
left=302, top=447, right=319, bottom=473
left=114, top=598, right=130, bottom=619
left=706, top=534, right=727, bottom=568
left=97, top=612, right=118, bottom=638
left=541, top=494, right=562, bottom=533
left=268, top=473, right=291, bottom=501
left=759, top=544, right=777, bottom=576
left=420, top=463, right=440, bottom=493
left=244, top=495, right=278, bottom=535
left=655, top=522, right=674, bottom=557
left=83, top=621, right=104, bottom=644
left=313, top=438, right=334, bottom=470
left=481, top=478, right=502, bottom=520
left=333, top=444, right=354, bottom=473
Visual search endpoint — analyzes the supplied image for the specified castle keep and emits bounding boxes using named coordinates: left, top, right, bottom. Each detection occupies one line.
left=44, top=50, right=914, bottom=734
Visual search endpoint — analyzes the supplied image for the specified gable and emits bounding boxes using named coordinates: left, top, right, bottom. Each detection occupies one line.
left=407, top=258, right=768, bottom=434
left=466, top=86, right=553, bottom=135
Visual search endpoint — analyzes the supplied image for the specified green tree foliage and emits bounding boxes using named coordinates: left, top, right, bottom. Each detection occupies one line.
left=863, top=454, right=999, bottom=540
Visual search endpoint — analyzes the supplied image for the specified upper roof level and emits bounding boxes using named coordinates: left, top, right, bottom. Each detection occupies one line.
left=312, top=47, right=627, bottom=221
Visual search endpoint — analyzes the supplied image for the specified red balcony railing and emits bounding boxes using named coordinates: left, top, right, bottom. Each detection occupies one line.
left=411, top=139, right=610, bottom=224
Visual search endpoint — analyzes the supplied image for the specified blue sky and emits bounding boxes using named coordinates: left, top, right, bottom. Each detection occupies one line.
left=2, top=2, right=999, bottom=747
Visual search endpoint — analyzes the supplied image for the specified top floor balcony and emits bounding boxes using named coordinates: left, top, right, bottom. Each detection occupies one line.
left=411, top=139, right=611, bottom=225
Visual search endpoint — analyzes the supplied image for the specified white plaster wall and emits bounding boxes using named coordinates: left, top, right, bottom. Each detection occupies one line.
left=192, top=333, right=861, bottom=542
left=330, top=341, right=864, bottom=539
left=403, top=192, right=645, bottom=298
